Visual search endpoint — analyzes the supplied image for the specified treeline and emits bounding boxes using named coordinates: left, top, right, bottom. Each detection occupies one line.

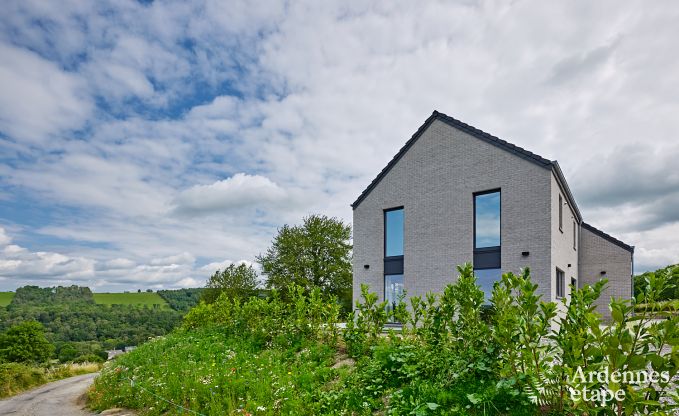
left=10, top=285, right=95, bottom=305
left=157, top=288, right=203, bottom=312
left=634, top=264, right=679, bottom=300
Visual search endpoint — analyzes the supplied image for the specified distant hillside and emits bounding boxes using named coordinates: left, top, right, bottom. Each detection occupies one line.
left=0, top=292, right=13, bottom=307
left=93, top=292, right=170, bottom=310
left=157, top=288, right=203, bottom=312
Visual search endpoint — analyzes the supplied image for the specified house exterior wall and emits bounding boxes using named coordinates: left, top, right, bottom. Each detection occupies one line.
left=579, top=226, right=633, bottom=321
left=550, top=173, right=580, bottom=312
left=352, top=119, right=553, bottom=304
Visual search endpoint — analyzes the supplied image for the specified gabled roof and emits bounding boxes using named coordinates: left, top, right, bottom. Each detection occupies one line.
left=351, top=110, right=581, bottom=223
left=581, top=222, right=635, bottom=253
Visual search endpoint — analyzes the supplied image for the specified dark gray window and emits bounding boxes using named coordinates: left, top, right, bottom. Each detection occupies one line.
left=559, top=195, right=563, bottom=232
left=571, top=277, right=577, bottom=294
left=384, top=208, right=404, bottom=257
left=556, top=268, right=565, bottom=298
left=474, top=191, right=501, bottom=248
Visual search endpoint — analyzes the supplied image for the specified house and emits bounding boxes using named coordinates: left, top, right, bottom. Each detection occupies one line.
left=351, top=111, right=633, bottom=320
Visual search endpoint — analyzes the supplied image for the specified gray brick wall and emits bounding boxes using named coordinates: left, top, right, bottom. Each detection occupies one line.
left=578, top=226, right=633, bottom=321
left=352, top=119, right=553, bottom=305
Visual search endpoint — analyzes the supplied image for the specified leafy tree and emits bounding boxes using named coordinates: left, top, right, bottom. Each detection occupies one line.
left=201, top=263, right=258, bottom=304
left=634, top=264, right=679, bottom=300
left=58, top=343, right=79, bottom=362
left=257, top=214, right=352, bottom=307
left=0, top=321, right=54, bottom=363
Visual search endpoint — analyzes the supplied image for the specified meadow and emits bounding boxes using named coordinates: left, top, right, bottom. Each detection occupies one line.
left=93, top=292, right=171, bottom=309
left=0, top=292, right=14, bottom=307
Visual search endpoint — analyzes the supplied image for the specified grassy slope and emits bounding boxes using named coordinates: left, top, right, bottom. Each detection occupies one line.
left=93, top=292, right=171, bottom=309
left=89, top=328, right=338, bottom=415
left=0, top=292, right=14, bottom=307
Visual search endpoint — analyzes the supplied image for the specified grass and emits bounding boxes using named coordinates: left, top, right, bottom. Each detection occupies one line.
left=0, top=292, right=14, bottom=307
left=93, top=292, right=171, bottom=310
left=89, top=328, right=339, bottom=415
left=0, top=362, right=101, bottom=398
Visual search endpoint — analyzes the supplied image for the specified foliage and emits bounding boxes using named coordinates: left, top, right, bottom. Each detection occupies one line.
left=157, top=288, right=204, bottom=312
left=0, top=362, right=101, bottom=398
left=201, top=263, right=259, bottom=304
left=91, top=264, right=679, bottom=416
left=633, top=264, right=679, bottom=301
left=11, top=285, right=95, bottom=305
left=257, top=214, right=352, bottom=312
left=0, top=321, right=54, bottom=364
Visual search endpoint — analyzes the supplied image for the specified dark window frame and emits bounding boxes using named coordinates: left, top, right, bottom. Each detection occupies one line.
left=473, top=188, right=502, bottom=251
left=383, top=206, right=404, bottom=259
left=558, top=194, right=563, bottom=232
left=556, top=268, right=565, bottom=298
left=473, top=189, right=501, bottom=271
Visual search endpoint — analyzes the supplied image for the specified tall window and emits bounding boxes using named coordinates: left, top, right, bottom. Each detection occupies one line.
left=475, top=191, right=501, bottom=248
left=559, top=194, right=563, bottom=232
left=573, top=221, right=577, bottom=250
left=556, top=268, right=565, bottom=298
left=474, top=190, right=501, bottom=300
left=384, top=208, right=404, bottom=322
left=384, top=208, right=404, bottom=257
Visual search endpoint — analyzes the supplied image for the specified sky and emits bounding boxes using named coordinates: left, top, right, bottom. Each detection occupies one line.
left=1, top=0, right=678, bottom=291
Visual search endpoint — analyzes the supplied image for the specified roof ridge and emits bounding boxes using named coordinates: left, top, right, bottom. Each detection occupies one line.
left=581, top=222, right=634, bottom=253
left=351, top=110, right=553, bottom=208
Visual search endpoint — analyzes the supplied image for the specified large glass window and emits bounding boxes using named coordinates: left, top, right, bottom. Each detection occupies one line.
left=474, top=192, right=500, bottom=248
left=385, top=208, right=404, bottom=257
left=385, top=274, right=404, bottom=317
left=475, top=268, right=501, bottom=300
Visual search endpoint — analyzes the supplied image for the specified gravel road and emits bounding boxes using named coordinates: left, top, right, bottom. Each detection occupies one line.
left=0, top=373, right=98, bottom=416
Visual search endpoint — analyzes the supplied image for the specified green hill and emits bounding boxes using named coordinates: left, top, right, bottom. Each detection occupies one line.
left=93, top=292, right=170, bottom=310
left=0, top=292, right=14, bottom=307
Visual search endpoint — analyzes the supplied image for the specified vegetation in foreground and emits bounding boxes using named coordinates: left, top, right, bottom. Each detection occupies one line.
left=0, top=362, right=101, bottom=398
left=90, top=264, right=679, bottom=415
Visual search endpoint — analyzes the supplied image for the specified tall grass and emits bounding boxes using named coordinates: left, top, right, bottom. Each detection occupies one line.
left=0, top=362, right=101, bottom=398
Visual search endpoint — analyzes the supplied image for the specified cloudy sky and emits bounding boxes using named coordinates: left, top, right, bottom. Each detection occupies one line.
left=1, top=1, right=678, bottom=291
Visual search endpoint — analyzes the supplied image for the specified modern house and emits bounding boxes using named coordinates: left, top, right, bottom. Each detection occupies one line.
left=351, top=111, right=633, bottom=320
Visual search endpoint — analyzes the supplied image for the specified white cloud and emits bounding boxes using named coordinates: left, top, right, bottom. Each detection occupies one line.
left=0, top=42, right=91, bottom=144
left=172, top=173, right=289, bottom=216
left=0, top=227, right=11, bottom=246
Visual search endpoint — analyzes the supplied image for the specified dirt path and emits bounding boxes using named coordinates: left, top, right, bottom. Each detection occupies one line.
left=0, top=373, right=98, bottom=416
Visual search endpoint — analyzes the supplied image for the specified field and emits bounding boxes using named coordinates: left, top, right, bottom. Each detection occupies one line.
left=0, top=292, right=14, bottom=307
left=93, top=292, right=170, bottom=309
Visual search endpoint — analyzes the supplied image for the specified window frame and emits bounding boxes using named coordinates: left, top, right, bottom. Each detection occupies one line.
left=383, top=206, right=404, bottom=259
left=558, top=194, right=563, bottom=233
left=473, top=188, right=502, bottom=252
left=556, top=268, right=565, bottom=298
left=573, top=221, right=577, bottom=250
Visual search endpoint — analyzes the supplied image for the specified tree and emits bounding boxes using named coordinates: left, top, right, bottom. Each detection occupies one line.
left=201, top=263, right=259, bottom=304
left=257, top=214, right=352, bottom=306
left=0, top=321, right=54, bottom=363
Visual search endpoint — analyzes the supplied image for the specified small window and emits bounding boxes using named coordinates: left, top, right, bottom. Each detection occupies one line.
left=573, top=221, right=577, bottom=250
left=558, top=195, right=563, bottom=232
left=556, top=268, right=565, bottom=298
left=385, top=274, right=404, bottom=320
left=570, top=277, right=577, bottom=294
left=475, top=268, right=501, bottom=301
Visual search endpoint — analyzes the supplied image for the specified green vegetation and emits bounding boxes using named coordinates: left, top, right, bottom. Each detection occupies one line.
left=157, top=288, right=203, bottom=312
left=90, top=264, right=679, bottom=415
left=0, top=362, right=100, bottom=398
left=0, top=321, right=54, bottom=363
left=0, top=292, right=14, bottom=307
left=201, top=263, right=258, bottom=304
left=257, top=214, right=352, bottom=312
left=93, top=292, right=171, bottom=309
left=634, top=263, right=679, bottom=301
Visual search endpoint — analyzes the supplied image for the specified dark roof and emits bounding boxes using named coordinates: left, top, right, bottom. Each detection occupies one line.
left=581, top=222, right=635, bottom=253
left=351, top=110, right=580, bottom=222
